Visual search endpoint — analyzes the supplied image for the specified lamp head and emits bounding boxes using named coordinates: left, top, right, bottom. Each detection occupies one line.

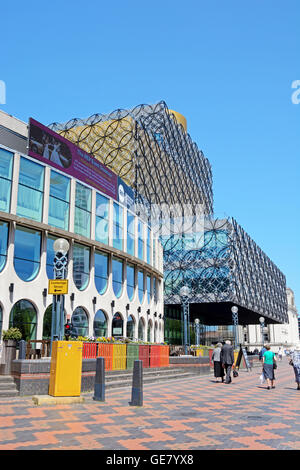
left=53, top=238, right=70, bottom=254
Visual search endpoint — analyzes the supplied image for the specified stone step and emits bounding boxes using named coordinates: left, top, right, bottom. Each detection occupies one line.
left=105, top=368, right=187, bottom=382
left=104, top=370, right=199, bottom=390
left=0, top=376, right=15, bottom=384
left=0, top=389, right=19, bottom=397
left=0, top=375, right=19, bottom=397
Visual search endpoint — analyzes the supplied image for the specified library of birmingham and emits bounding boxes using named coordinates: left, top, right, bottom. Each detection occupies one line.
left=0, top=101, right=297, bottom=351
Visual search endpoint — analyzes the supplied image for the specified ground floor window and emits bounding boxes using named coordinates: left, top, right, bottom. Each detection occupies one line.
left=93, top=310, right=108, bottom=337
left=71, top=307, right=89, bottom=337
left=112, top=312, right=123, bottom=337
left=9, top=300, right=37, bottom=341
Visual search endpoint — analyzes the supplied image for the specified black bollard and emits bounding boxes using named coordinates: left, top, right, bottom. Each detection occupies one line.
left=93, top=357, right=105, bottom=402
left=129, top=359, right=143, bottom=406
left=19, top=340, right=26, bottom=360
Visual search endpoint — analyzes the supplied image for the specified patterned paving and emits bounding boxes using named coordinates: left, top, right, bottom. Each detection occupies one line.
left=0, top=358, right=299, bottom=450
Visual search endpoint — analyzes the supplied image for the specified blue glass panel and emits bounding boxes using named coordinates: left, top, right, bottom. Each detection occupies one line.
left=71, top=307, right=89, bottom=337
left=138, top=220, right=144, bottom=260
left=138, top=270, right=144, bottom=303
left=14, top=226, right=41, bottom=281
left=93, top=309, right=107, bottom=337
left=75, top=183, right=91, bottom=210
left=0, top=179, right=12, bottom=212
left=74, top=207, right=91, bottom=237
left=73, top=243, right=90, bottom=290
left=113, top=203, right=123, bottom=250
left=96, top=193, right=109, bottom=218
left=48, top=197, right=69, bottom=230
left=147, top=227, right=151, bottom=264
left=112, top=258, right=123, bottom=298
left=50, top=171, right=70, bottom=201
left=0, top=148, right=13, bottom=179
left=46, top=236, right=57, bottom=279
left=127, top=212, right=135, bottom=256
left=127, top=264, right=135, bottom=301
left=0, top=149, right=13, bottom=213
left=147, top=275, right=151, bottom=303
left=94, top=250, right=108, bottom=294
left=0, top=221, right=8, bottom=272
left=19, top=157, right=44, bottom=191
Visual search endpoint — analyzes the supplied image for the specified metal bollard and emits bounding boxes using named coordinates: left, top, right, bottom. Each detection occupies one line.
left=93, top=357, right=105, bottom=402
left=19, top=340, right=26, bottom=360
left=129, top=359, right=143, bottom=406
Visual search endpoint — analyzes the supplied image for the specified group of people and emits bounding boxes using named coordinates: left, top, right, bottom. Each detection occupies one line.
left=212, top=341, right=300, bottom=390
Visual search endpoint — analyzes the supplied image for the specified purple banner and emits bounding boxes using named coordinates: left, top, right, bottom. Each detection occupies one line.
left=28, top=118, right=118, bottom=199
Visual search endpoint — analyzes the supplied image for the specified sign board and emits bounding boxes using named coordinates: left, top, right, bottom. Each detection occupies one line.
left=48, top=279, right=69, bottom=295
left=235, top=347, right=251, bottom=371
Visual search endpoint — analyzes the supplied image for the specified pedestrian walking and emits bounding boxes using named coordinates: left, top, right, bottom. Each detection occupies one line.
left=262, top=344, right=277, bottom=390
left=289, top=345, right=300, bottom=390
left=212, top=342, right=224, bottom=383
left=278, top=346, right=283, bottom=361
left=220, top=340, right=235, bottom=384
left=259, top=344, right=267, bottom=361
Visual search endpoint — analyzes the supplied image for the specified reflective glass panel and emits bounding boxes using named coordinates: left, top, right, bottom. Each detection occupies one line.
left=17, top=157, right=44, bottom=221
left=0, top=221, right=8, bottom=272
left=127, top=211, right=135, bottom=256
left=48, top=170, right=70, bottom=230
left=73, top=243, right=90, bottom=290
left=147, top=275, right=151, bottom=303
left=74, top=183, right=91, bottom=237
left=138, top=270, right=144, bottom=303
left=127, top=264, right=135, bottom=301
left=14, top=225, right=41, bottom=281
left=93, top=309, right=107, bottom=337
left=147, top=227, right=151, bottom=264
left=126, top=315, right=135, bottom=339
left=95, top=193, right=109, bottom=245
left=72, top=307, right=89, bottom=337
left=112, top=257, right=123, bottom=298
left=0, top=148, right=13, bottom=212
left=138, top=220, right=144, bottom=261
left=113, top=203, right=123, bottom=251
left=94, top=250, right=108, bottom=294
left=9, top=300, right=37, bottom=340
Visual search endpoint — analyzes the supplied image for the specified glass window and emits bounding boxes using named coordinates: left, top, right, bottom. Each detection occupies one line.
left=73, top=243, right=90, bottom=290
left=112, top=257, right=123, bottom=298
left=95, top=193, right=109, bottom=245
left=147, top=275, right=151, bottom=304
left=113, top=202, right=123, bottom=250
left=9, top=300, right=37, bottom=340
left=138, top=270, right=144, bottom=303
left=0, top=221, right=8, bottom=272
left=46, top=235, right=57, bottom=279
left=153, top=277, right=158, bottom=303
left=74, top=182, right=91, bottom=237
left=127, top=211, right=135, bottom=256
left=146, top=227, right=151, bottom=264
left=153, top=238, right=156, bottom=268
left=126, top=315, right=135, bottom=339
left=72, top=307, right=89, bottom=337
left=94, top=250, right=108, bottom=295
left=127, top=264, right=135, bottom=301
left=138, top=220, right=144, bottom=261
left=138, top=318, right=144, bottom=341
left=94, top=310, right=108, bottom=337
left=48, top=170, right=70, bottom=230
left=14, top=225, right=41, bottom=281
left=17, top=157, right=44, bottom=221
left=0, top=148, right=13, bottom=212
left=112, top=312, right=123, bottom=337
left=147, top=321, right=152, bottom=342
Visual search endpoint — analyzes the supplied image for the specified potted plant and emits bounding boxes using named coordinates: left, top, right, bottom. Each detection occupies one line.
left=1, top=327, right=22, bottom=375
left=2, top=328, right=22, bottom=342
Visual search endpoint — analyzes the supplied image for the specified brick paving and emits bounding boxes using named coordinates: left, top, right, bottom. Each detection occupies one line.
left=0, top=358, right=299, bottom=450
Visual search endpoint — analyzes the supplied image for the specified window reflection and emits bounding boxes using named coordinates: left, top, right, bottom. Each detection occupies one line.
left=126, top=315, right=135, bottom=339
left=72, top=306, right=89, bottom=337
left=127, top=264, right=135, bottom=301
left=112, top=257, right=123, bottom=298
left=0, top=221, right=8, bottom=272
left=14, top=225, right=41, bottom=281
left=113, top=203, right=123, bottom=250
left=9, top=300, right=37, bottom=340
left=48, top=170, right=70, bottom=230
left=127, top=211, right=135, bottom=256
left=0, top=148, right=13, bottom=213
left=95, top=193, right=109, bottom=245
left=94, top=309, right=108, bottom=337
left=17, top=157, right=44, bottom=222
left=73, top=243, right=90, bottom=290
left=138, top=270, right=144, bottom=303
left=74, top=182, right=91, bottom=237
left=94, top=250, right=108, bottom=294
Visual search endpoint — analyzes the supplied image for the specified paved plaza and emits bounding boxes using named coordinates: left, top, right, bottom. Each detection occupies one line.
left=0, top=358, right=299, bottom=451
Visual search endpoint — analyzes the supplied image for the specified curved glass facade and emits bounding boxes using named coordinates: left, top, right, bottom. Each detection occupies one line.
left=94, top=250, right=108, bottom=295
left=112, top=257, right=123, bottom=298
left=74, top=182, right=91, bottom=237
left=93, top=309, right=107, bottom=337
left=127, top=264, right=135, bottom=301
left=9, top=299, right=37, bottom=340
left=72, top=306, right=89, bottom=337
left=73, top=243, right=90, bottom=290
left=0, top=221, right=8, bottom=272
left=0, top=148, right=13, bottom=212
left=138, top=270, right=144, bottom=303
left=17, top=157, right=44, bottom=222
left=112, top=312, right=123, bottom=337
left=48, top=170, right=70, bottom=230
left=126, top=315, right=135, bottom=339
left=95, top=193, right=109, bottom=245
left=14, top=226, right=41, bottom=281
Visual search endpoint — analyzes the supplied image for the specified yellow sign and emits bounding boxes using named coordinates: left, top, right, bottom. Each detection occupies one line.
left=48, top=279, right=68, bottom=295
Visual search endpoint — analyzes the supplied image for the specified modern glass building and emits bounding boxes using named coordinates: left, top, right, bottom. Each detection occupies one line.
left=0, top=110, right=164, bottom=342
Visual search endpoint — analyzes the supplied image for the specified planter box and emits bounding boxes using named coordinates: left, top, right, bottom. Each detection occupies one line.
left=82, top=342, right=97, bottom=359
left=159, top=345, right=170, bottom=367
left=0, top=340, right=17, bottom=375
left=97, top=343, right=113, bottom=371
left=139, top=345, right=150, bottom=368
left=150, top=345, right=160, bottom=368
left=112, top=344, right=127, bottom=370
left=126, top=343, right=139, bottom=369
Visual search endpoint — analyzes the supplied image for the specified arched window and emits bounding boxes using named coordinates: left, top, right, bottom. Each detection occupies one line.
left=71, top=307, right=89, bottom=337
left=154, top=322, right=158, bottom=343
left=73, top=243, right=90, bottom=291
left=112, top=313, right=123, bottom=337
left=42, top=304, right=66, bottom=339
left=112, top=258, right=123, bottom=298
left=126, top=315, right=135, bottom=340
left=93, top=310, right=108, bottom=337
left=147, top=275, right=151, bottom=304
left=94, top=250, right=108, bottom=294
left=138, top=318, right=145, bottom=341
left=138, top=270, right=144, bottom=303
left=9, top=300, right=37, bottom=341
left=0, top=221, right=8, bottom=272
left=14, top=226, right=41, bottom=281
left=127, top=264, right=135, bottom=301
left=147, top=320, right=153, bottom=342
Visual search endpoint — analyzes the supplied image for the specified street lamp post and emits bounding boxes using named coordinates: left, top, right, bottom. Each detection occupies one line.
left=231, top=305, right=239, bottom=349
left=180, top=286, right=190, bottom=355
left=259, top=316, right=265, bottom=346
left=50, top=238, right=69, bottom=351
left=195, top=318, right=200, bottom=346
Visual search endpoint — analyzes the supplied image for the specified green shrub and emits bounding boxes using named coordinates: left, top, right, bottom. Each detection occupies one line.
left=2, top=328, right=22, bottom=341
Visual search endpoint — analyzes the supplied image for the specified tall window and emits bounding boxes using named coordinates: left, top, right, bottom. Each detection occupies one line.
left=93, top=310, right=108, bottom=337
left=112, top=257, right=123, bottom=298
left=146, top=227, right=151, bottom=265
left=74, top=182, right=91, bottom=237
left=48, top=170, right=70, bottom=230
left=153, top=277, right=158, bottom=303
left=73, top=243, right=90, bottom=290
left=112, top=313, right=123, bottom=337
left=0, top=148, right=13, bottom=212
left=138, top=220, right=144, bottom=261
left=127, top=264, right=135, bottom=301
left=126, top=315, right=135, bottom=339
left=138, top=270, right=144, bottom=303
left=95, top=193, right=109, bottom=245
left=0, top=221, right=8, bottom=272
left=153, top=238, right=156, bottom=268
left=147, top=275, right=151, bottom=304
left=46, top=235, right=58, bottom=279
left=14, top=225, right=41, bottom=281
left=138, top=318, right=144, bottom=341
left=72, top=307, right=89, bottom=337
left=113, top=202, right=123, bottom=251
left=127, top=211, right=135, bottom=256
left=17, top=157, right=44, bottom=222
left=94, top=250, right=108, bottom=294
left=9, top=300, right=37, bottom=340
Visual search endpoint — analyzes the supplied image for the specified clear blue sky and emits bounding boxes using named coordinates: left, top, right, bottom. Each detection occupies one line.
left=1, top=0, right=299, bottom=310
